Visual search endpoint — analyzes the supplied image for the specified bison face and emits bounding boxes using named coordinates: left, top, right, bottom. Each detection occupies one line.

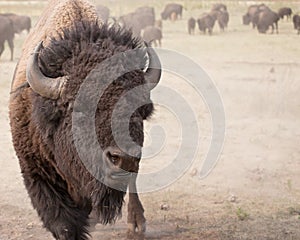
left=243, top=14, right=251, bottom=25
left=257, top=24, right=268, bottom=33
left=26, top=22, right=161, bottom=192
left=161, top=12, right=168, bottom=20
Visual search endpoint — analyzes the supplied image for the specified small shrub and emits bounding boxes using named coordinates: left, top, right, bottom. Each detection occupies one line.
left=236, top=207, right=249, bottom=221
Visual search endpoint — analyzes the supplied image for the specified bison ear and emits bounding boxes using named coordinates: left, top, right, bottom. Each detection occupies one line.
left=26, top=41, right=66, bottom=99
left=144, top=42, right=161, bottom=90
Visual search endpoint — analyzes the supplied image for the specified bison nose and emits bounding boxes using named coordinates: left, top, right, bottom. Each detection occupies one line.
left=103, top=146, right=141, bottom=172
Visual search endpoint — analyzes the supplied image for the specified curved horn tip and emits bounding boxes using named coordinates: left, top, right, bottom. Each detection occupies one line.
left=144, top=45, right=162, bottom=90
left=26, top=41, right=65, bottom=99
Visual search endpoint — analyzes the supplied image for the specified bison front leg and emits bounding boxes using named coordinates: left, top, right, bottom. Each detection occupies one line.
left=208, top=27, right=213, bottom=35
left=23, top=172, right=90, bottom=240
left=0, top=43, right=4, bottom=58
left=127, top=176, right=146, bottom=239
left=275, top=22, right=279, bottom=34
left=270, top=24, right=274, bottom=34
left=7, top=38, right=14, bottom=61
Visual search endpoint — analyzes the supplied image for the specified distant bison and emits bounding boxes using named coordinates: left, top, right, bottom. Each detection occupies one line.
left=278, top=7, right=292, bottom=20
left=0, top=15, right=14, bottom=60
left=119, top=6, right=155, bottom=37
left=242, top=5, right=258, bottom=26
left=142, top=25, right=162, bottom=47
left=210, top=10, right=229, bottom=32
left=219, top=11, right=229, bottom=31
left=0, top=13, right=31, bottom=33
left=161, top=3, right=183, bottom=20
left=257, top=9, right=279, bottom=34
left=188, top=17, right=196, bottom=34
left=197, top=13, right=216, bottom=35
left=293, top=14, right=300, bottom=34
left=243, top=4, right=270, bottom=28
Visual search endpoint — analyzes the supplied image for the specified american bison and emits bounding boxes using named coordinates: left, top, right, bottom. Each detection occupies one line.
left=188, top=17, right=196, bottom=34
left=257, top=9, right=279, bottom=34
left=197, top=13, right=216, bottom=35
left=161, top=3, right=183, bottom=20
left=119, top=6, right=155, bottom=37
left=293, top=14, right=300, bottom=34
left=9, top=0, right=161, bottom=239
left=0, top=15, right=14, bottom=61
left=242, top=4, right=270, bottom=28
left=242, top=5, right=258, bottom=27
left=278, top=7, right=293, bottom=20
left=142, top=25, right=162, bottom=47
left=0, top=13, right=31, bottom=33
left=210, top=10, right=229, bottom=32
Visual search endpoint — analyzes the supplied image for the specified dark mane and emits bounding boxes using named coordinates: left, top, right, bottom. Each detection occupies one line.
left=39, top=21, right=147, bottom=80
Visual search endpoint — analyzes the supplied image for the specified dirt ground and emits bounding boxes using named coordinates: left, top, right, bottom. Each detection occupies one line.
left=1, top=1, right=300, bottom=239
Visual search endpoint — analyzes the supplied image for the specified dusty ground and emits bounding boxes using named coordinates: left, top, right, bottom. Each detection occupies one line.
left=1, top=1, right=300, bottom=239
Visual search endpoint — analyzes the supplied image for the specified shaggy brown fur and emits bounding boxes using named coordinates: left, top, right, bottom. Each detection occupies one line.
left=9, top=6, right=155, bottom=240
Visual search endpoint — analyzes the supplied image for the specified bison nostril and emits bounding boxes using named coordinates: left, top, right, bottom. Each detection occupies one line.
left=110, top=154, right=120, bottom=165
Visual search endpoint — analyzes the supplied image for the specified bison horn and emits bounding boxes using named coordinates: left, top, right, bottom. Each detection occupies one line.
left=26, top=41, right=66, bottom=99
left=144, top=43, right=161, bottom=90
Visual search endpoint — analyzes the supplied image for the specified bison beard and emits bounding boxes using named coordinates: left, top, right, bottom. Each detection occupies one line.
left=10, top=21, right=156, bottom=240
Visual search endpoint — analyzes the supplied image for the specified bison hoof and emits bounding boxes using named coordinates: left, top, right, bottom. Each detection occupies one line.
left=128, top=221, right=146, bottom=233
left=127, top=224, right=145, bottom=240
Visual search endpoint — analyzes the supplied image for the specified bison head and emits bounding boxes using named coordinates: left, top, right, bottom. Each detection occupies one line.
left=25, top=21, right=161, bottom=221
left=243, top=14, right=251, bottom=25
left=257, top=26, right=268, bottom=33
left=161, top=11, right=168, bottom=20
